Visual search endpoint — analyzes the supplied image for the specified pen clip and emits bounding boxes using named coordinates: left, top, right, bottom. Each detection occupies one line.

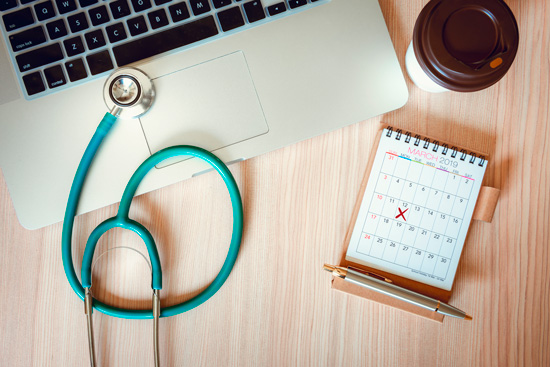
left=349, top=266, right=393, bottom=283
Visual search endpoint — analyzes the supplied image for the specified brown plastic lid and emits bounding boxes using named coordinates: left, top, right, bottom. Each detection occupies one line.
left=413, top=0, right=519, bottom=92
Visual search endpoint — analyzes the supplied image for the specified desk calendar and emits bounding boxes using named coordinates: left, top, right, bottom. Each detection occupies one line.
left=346, top=128, right=487, bottom=291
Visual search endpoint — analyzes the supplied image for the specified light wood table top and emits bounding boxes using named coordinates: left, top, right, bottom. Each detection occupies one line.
left=1, top=0, right=549, bottom=365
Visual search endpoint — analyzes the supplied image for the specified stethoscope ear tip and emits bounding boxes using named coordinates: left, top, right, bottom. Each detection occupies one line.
left=104, top=67, right=155, bottom=120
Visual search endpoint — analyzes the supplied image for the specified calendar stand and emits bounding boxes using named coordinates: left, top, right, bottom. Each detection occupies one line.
left=332, top=125, right=499, bottom=323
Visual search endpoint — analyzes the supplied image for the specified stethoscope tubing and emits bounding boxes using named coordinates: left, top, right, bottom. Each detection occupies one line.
left=62, top=112, right=243, bottom=319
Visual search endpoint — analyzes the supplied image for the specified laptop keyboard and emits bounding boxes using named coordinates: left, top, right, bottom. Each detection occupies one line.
left=1, top=0, right=327, bottom=98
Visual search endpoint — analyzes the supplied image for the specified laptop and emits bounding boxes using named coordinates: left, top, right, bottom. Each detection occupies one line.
left=0, top=0, right=408, bottom=229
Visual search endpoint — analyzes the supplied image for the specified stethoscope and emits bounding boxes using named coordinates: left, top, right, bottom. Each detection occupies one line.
left=61, top=67, right=244, bottom=367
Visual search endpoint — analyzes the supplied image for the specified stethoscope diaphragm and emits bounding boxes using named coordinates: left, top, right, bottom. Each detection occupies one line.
left=103, top=67, right=155, bottom=119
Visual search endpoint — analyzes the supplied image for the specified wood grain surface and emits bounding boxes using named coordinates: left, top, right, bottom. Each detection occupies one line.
left=1, top=0, right=549, bottom=366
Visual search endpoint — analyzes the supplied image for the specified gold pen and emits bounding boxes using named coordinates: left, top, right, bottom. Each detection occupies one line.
left=324, top=264, right=472, bottom=320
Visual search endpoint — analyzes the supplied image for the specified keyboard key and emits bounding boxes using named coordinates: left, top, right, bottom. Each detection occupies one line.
left=168, top=2, right=189, bottom=23
left=154, top=0, right=171, bottom=5
left=16, top=43, right=63, bottom=72
left=110, top=0, right=131, bottom=19
left=212, top=0, right=230, bottom=9
left=106, top=22, right=127, bottom=42
left=34, top=1, right=56, bottom=21
left=85, top=29, right=105, bottom=50
left=78, top=0, right=97, bottom=7
left=89, top=5, right=109, bottom=26
left=267, top=2, right=285, bottom=15
left=55, top=0, right=76, bottom=14
left=3, top=8, right=34, bottom=31
left=21, top=0, right=38, bottom=4
left=148, top=9, right=168, bottom=29
left=189, top=0, right=210, bottom=16
left=22, top=71, right=45, bottom=95
left=86, top=50, right=113, bottom=75
left=127, top=15, right=147, bottom=36
left=9, top=26, right=46, bottom=52
left=44, top=65, right=66, bottom=88
left=243, top=1, right=265, bottom=23
left=113, top=15, right=218, bottom=66
left=287, top=0, right=306, bottom=9
left=217, top=6, right=244, bottom=32
left=65, top=58, right=87, bottom=81
left=67, top=12, right=88, bottom=32
left=0, top=0, right=17, bottom=11
left=63, top=35, right=84, bottom=56
left=46, top=19, right=68, bottom=39
left=131, top=0, right=151, bottom=13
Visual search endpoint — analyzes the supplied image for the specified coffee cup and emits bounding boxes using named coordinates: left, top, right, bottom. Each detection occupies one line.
left=406, top=0, right=519, bottom=93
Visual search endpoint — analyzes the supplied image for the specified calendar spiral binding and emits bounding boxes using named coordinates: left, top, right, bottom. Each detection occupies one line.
left=385, top=126, right=486, bottom=167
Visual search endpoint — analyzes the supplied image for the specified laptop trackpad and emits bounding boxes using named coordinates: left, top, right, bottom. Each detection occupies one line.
left=140, top=51, right=268, bottom=168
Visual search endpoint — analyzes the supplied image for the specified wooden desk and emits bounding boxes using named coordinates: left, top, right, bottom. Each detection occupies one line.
left=1, top=0, right=548, bottom=365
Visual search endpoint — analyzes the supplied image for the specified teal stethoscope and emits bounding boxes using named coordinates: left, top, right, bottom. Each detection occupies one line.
left=61, top=68, right=243, bottom=367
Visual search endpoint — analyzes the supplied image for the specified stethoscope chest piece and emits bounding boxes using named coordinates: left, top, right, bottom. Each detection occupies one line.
left=104, top=67, right=155, bottom=119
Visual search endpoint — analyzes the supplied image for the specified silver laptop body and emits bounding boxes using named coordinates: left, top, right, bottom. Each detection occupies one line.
left=0, top=0, right=408, bottom=229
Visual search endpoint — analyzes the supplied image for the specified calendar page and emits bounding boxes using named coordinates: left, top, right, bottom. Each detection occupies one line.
left=346, top=128, right=487, bottom=290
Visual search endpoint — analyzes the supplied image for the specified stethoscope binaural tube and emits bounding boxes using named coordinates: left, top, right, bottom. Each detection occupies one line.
left=61, top=112, right=244, bottom=318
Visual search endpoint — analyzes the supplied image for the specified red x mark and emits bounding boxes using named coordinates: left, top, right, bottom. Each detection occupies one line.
left=396, top=207, right=408, bottom=221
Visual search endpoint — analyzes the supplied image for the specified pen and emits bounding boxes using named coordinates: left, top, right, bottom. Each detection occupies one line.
left=323, top=264, right=472, bottom=320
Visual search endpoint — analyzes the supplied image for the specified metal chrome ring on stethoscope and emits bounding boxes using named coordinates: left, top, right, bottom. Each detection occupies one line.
left=103, top=67, right=155, bottom=119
